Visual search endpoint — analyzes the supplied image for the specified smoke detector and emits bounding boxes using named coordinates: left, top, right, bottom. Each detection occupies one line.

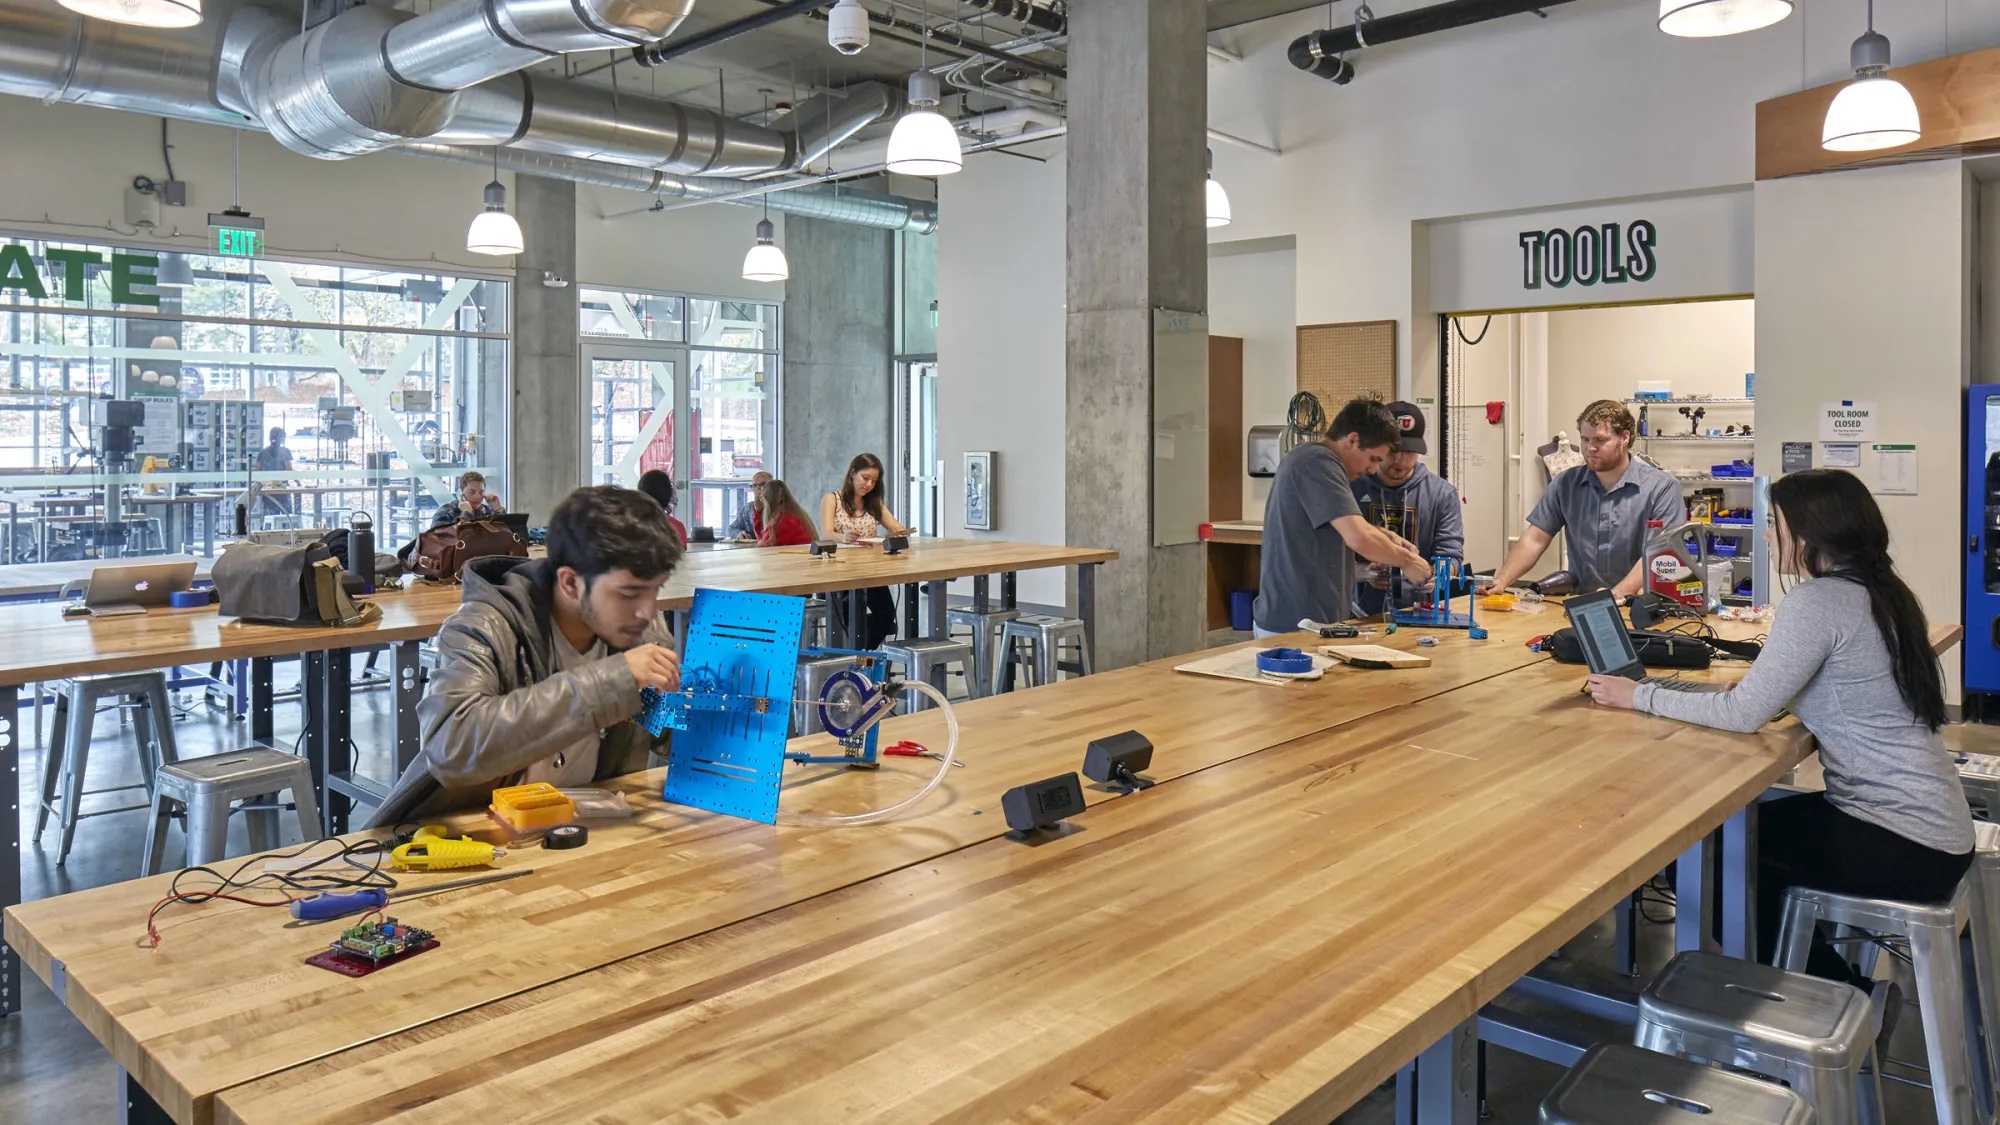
left=828, top=0, right=869, bottom=55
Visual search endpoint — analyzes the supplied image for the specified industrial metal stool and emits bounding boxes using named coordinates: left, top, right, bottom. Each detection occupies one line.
left=1540, top=1043, right=1816, bottom=1125
left=34, top=670, right=181, bottom=867
left=1775, top=866, right=1996, bottom=1123
left=1955, top=752, right=2000, bottom=821
left=947, top=605, right=1020, bottom=697
left=801, top=598, right=829, bottom=649
left=1966, top=821, right=2000, bottom=1116
left=879, top=638, right=980, bottom=712
left=1636, top=950, right=1880, bottom=1125
left=142, top=748, right=321, bottom=876
left=999, top=615, right=1092, bottom=691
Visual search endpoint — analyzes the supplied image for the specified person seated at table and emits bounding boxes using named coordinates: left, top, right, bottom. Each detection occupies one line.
left=728, top=471, right=773, bottom=541
left=372, top=485, right=683, bottom=826
left=755, top=479, right=817, bottom=547
left=635, top=469, right=688, bottom=549
left=431, top=471, right=506, bottom=528
left=820, top=453, right=908, bottom=649
left=1588, top=469, right=1974, bottom=1028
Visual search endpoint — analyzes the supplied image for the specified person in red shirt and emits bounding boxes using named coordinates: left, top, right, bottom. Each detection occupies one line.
left=755, top=479, right=818, bottom=547
left=635, top=470, right=687, bottom=549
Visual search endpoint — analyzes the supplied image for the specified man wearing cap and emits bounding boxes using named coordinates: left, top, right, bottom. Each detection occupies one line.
left=1351, top=402, right=1465, bottom=615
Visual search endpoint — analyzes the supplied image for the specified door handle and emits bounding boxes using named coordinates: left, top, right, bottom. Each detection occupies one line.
left=1974, top=535, right=1983, bottom=554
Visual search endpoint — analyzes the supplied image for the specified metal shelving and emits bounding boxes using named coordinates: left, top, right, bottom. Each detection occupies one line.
left=1624, top=397, right=1753, bottom=405
left=1642, top=434, right=1754, bottom=442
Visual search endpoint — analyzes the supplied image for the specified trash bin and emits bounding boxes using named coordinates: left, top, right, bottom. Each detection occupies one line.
left=1228, top=589, right=1255, bottom=632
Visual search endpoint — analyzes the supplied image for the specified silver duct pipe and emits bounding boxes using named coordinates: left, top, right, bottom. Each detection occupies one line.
left=783, top=83, right=904, bottom=171
left=405, top=143, right=939, bottom=234
left=383, top=0, right=696, bottom=93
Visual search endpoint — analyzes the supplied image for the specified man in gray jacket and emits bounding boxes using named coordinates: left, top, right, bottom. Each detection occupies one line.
left=1351, top=401, right=1465, bottom=615
left=370, top=485, right=684, bottom=826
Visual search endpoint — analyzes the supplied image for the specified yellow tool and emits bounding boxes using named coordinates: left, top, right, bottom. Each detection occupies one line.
left=489, top=782, right=577, bottom=831
left=391, top=825, right=507, bottom=871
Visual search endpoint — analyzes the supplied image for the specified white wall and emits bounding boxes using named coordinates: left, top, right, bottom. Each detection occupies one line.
left=936, top=146, right=1067, bottom=606
left=1207, top=241, right=1297, bottom=518
left=1755, top=160, right=1972, bottom=698
left=573, top=185, right=787, bottom=301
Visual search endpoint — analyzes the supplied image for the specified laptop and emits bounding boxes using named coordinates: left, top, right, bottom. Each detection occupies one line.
left=1561, top=588, right=1719, bottom=692
left=82, top=560, right=197, bottom=615
left=500, top=512, right=530, bottom=538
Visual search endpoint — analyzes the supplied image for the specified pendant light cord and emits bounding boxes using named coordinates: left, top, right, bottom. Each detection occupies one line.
left=1865, top=0, right=1873, bottom=34
left=231, top=128, right=241, bottom=209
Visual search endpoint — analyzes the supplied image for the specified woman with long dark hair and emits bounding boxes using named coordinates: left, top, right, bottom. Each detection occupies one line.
left=755, top=479, right=817, bottom=547
left=1590, top=469, right=1974, bottom=1015
left=818, top=453, right=908, bottom=648
left=635, top=469, right=687, bottom=549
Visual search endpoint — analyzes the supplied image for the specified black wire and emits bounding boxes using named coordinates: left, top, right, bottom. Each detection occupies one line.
left=160, top=118, right=176, bottom=184
left=164, top=835, right=398, bottom=905
left=1285, top=392, right=1326, bottom=441
left=1452, top=315, right=1493, bottom=347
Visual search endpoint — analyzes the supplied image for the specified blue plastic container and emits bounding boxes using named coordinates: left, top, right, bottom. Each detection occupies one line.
left=1228, top=589, right=1255, bottom=632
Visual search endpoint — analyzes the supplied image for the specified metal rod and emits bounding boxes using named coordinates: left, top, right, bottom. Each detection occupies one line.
left=390, top=867, right=534, bottom=901
left=635, top=0, right=834, bottom=67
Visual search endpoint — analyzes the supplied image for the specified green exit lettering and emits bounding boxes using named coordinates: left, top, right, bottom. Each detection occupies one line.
left=0, top=244, right=159, bottom=307
left=216, top=228, right=262, bottom=258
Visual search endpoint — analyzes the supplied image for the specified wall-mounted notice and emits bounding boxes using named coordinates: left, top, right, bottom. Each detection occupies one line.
left=1872, top=444, right=1917, bottom=495
left=1823, top=442, right=1862, bottom=468
left=1781, top=442, right=1812, bottom=474
left=1818, top=401, right=1876, bottom=442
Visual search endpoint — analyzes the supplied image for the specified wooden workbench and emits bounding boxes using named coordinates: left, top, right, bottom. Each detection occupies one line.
left=4, top=612, right=1555, bottom=1124
left=211, top=661, right=1815, bottom=1125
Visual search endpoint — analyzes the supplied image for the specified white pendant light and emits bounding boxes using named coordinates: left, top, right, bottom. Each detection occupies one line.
left=466, top=150, right=525, bottom=256
left=741, top=218, right=789, bottom=283
left=887, top=70, right=962, bottom=177
left=1822, top=1, right=1919, bottom=152
left=1657, top=0, right=1791, bottom=38
left=156, top=253, right=194, bottom=289
left=58, top=0, right=201, bottom=29
left=1205, top=149, right=1231, bottom=229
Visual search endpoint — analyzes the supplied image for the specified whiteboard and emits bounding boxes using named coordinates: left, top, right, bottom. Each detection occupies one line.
left=1152, top=308, right=1208, bottom=547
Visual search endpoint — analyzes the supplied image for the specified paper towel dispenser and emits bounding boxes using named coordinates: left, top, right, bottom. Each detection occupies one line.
left=1247, top=426, right=1283, bottom=478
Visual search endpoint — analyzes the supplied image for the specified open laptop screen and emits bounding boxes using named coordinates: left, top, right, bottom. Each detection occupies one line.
left=1563, top=590, right=1645, bottom=680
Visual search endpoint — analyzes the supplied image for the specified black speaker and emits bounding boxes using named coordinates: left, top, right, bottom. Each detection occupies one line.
left=810, top=539, right=838, bottom=557
left=1001, top=773, right=1085, bottom=833
left=881, top=533, right=909, bottom=555
left=690, top=526, right=716, bottom=544
left=1082, top=730, right=1155, bottom=792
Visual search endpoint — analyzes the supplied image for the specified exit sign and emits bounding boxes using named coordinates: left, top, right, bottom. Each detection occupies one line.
left=215, top=227, right=261, bottom=258
left=207, top=209, right=265, bottom=259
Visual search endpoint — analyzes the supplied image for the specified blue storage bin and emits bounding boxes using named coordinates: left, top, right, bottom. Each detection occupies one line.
left=1228, top=589, right=1255, bottom=632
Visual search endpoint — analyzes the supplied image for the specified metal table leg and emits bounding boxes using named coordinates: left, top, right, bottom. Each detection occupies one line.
left=0, top=683, right=17, bottom=1016
left=1676, top=829, right=1718, bottom=953
left=1720, top=803, right=1758, bottom=960
left=322, top=648, right=353, bottom=834
left=249, top=657, right=274, bottom=747
left=927, top=579, right=947, bottom=641
left=972, top=575, right=990, bottom=615
left=1396, top=1019, right=1477, bottom=1125
left=392, top=640, right=422, bottom=781
left=120, top=1067, right=172, bottom=1124
left=1001, top=571, right=1017, bottom=610
left=1077, top=562, right=1098, bottom=673
left=901, top=583, right=920, bottom=640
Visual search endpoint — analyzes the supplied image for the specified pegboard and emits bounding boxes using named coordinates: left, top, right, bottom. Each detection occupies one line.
left=1297, top=320, right=1396, bottom=406
left=661, top=588, right=807, bottom=825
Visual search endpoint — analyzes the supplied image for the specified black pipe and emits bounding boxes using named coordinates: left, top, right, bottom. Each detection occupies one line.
left=635, top=0, right=834, bottom=67
left=1288, top=0, right=1574, bottom=81
left=960, top=0, right=1065, bottom=35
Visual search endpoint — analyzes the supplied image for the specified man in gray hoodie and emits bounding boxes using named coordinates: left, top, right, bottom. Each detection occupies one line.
left=370, top=485, right=684, bottom=827
left=1351, top=401, right=1465, bottom=615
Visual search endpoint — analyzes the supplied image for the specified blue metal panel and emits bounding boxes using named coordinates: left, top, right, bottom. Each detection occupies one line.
left=659, top=588, right=807, bottom=824
left=1969, top=386, right=2000, bottom=694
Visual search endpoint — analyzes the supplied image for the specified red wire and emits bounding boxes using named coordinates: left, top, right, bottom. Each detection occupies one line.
left=145, top=890, right=296, bottom=948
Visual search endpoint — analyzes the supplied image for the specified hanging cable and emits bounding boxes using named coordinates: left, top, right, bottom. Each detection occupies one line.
left=1452, top=315, right=1493, bottom=347
left=1280, top=391, right=1326, bottom=456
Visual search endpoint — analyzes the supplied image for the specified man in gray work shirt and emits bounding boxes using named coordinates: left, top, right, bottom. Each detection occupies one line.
left=1481, top=399, right=1685, bottom=596
left=1352, top=401, right=1464, bottom=614
left=1254, top=398, right=1434, bottom=636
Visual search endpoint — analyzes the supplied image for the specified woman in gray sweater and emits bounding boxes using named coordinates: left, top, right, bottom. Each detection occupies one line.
left=1588, top=469, right=1975, bottom=991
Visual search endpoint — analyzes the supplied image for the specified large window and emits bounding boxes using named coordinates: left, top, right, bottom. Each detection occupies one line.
left=0, top=235, right=508, bottom=563
left=581, top=287, right=778, bottom=531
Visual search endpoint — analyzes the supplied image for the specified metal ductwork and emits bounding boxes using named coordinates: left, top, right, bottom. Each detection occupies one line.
left=1288, top=0, right=1574, bottom=83
left=960, top=0, right=1065, bottom=35
left=405, top=143, right=939, bottom=233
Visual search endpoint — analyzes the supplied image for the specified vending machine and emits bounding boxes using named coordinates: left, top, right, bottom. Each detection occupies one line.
left=1965, top=385, right=2000, bottom=696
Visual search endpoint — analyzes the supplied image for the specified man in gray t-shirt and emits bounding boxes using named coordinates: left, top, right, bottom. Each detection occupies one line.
left=1481, top=399, right=1687, bottom=596
left=1253, top=399, right=1436, bottom=635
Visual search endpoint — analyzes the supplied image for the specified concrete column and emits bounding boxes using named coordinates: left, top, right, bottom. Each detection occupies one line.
left=1065, top=0, right=1208, bottom=669
left=781, top=214, right=895, bottom=503
left=508, top=174, right=581, bottom=522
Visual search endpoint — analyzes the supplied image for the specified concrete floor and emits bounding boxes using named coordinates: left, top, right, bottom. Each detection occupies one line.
left=0, top=677, right=1981, bottom=1123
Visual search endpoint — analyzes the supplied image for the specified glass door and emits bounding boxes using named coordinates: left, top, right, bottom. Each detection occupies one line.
left=583, top=341, right=689, bottom=493
left=894, top=361, right=941, bottom=536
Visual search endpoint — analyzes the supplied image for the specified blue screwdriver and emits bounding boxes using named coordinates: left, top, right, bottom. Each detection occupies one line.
left=289, top=868, right=533, bottom=921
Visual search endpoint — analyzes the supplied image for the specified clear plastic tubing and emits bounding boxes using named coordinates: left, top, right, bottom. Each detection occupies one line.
left=779, top=679, right=960, bottom=827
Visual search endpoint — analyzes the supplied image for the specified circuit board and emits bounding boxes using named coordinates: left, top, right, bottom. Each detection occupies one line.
left=304, top=917, right=440, bottom=977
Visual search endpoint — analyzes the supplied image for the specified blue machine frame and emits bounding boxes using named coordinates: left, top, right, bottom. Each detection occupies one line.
left=1967, top=386, right=2000, bottom=695
left=1391, top=556, right=1488, bottom=640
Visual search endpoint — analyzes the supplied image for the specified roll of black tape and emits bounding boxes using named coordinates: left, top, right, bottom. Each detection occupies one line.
left=542, top=824, right=588, bottom=850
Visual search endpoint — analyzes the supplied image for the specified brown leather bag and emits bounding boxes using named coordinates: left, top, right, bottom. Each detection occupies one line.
left=412, top=518, right=527, bottom=583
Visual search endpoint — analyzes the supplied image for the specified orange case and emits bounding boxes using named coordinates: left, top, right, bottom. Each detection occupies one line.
left=489, top=782, right=577, bottom=830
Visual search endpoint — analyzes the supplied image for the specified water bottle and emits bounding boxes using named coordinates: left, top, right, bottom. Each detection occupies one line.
left=348, top=511, right=375, bottom=593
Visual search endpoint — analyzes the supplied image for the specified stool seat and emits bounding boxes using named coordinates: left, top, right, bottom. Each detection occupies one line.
left=1638, top=950, right=1878, bottom=1124
left=143, top=748, right=320, bottom=876
left=999, top=615, right=1092, bottom=691
left=946, top=605, right=1019, bottom=697
left=879, top=638, right=979, bottom=712
left=1540, top=1043, right=1816, bottom=1125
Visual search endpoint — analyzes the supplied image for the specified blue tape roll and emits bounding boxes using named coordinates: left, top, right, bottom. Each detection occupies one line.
left=1255, top=647, right=1313, bottom=675
left=169, top=590, right=207, bottom=609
